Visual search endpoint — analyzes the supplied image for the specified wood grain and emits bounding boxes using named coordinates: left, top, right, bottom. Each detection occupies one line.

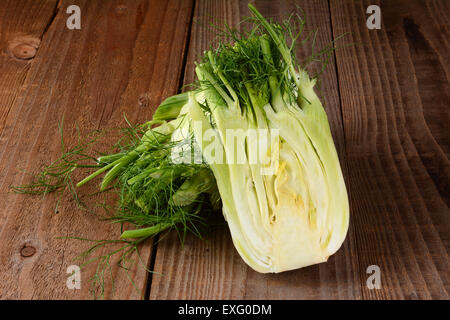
left=0, top=0, right=60, bottom=138
left=330, top=0, right=449, bottom=299
left=149, top=0, right=358, bottom=299
left=0, top=0, right=193, bottom=299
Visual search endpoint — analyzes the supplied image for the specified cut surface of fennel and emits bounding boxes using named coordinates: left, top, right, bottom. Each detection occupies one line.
left=188, top=84, right=349, bottom=273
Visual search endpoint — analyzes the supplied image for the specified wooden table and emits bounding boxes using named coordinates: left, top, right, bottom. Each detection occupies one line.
left=0, top=0, right=448, bottom=300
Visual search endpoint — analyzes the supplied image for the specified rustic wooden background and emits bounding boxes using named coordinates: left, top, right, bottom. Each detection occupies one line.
left=0, top=0, right=448, bottom=299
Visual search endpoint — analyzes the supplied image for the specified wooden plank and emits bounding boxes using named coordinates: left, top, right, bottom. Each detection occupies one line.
left=330, top=0, right=449, bottom=299
left=0, top=0, right=193, bottom=299
left=0, top=0, right=60, bottom=138
left=149, top=0, right=359, bottom=299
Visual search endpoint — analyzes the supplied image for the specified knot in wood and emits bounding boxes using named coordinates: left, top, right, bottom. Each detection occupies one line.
left=8, top=36, right=40, bottom=60
left=12, top=43, right=36, bottom=60
left=20, top=245, right=36, bottom=257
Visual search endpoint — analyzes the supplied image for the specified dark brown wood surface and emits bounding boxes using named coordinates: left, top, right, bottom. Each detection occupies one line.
left=0, top=0, right=448, bottom=299
left=0, top=0, right=193, bottom=299
left=330, top=0, right=449, bottom=300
